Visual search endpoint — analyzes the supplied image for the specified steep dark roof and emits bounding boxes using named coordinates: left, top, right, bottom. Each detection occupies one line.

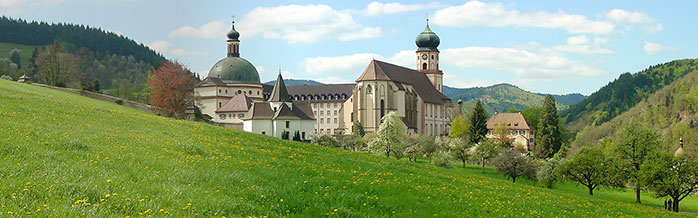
left=244, top=102, right=274, bottom=120
left=486, top=112, right=533, bottom=130
left=216, top=94, right=252, bottom=113
left=243, top=102, right=314, bottom=120
left=356, top=60, right=450, bottom=104
left=268, top=73, right=291, bottom=102
left=287, top=84, right=355, bottom=102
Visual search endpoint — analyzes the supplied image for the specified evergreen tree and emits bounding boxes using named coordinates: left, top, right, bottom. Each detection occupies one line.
left=352, top=121, right=366, bottom=137
left=94, top=79, right=100, bottom=92
left=292, top=131, right=301, bottom=141
left=536, top=95, right=562, bottom=158
left=468, top=100, right=489, bottom=144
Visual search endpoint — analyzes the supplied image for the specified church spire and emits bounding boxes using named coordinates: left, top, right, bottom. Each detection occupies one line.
left=227, top=16, right=240, bottom=57
left=268, top=72, right=291, bottom=102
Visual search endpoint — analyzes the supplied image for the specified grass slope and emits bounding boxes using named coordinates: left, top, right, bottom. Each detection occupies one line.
left=0, top=80, right=686, bottom=217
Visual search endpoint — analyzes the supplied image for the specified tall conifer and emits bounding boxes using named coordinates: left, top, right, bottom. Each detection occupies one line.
left=468, top=100, right=489, bottom=144
left=536, top=95, right=562, bottom=158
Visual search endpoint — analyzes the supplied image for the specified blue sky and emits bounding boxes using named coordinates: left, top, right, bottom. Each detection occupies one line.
left=2, top=0, right=696, bottom=95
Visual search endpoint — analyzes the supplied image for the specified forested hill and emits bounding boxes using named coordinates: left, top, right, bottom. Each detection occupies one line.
left=561, top=59, right=698, bottom=133
left=571, top=64, right=698, bottom=153
left=0, top=16, right=164, bottom=67
left=447, top=83, right=583, bottom=115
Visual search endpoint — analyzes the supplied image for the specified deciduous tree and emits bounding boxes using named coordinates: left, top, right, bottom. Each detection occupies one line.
left=449, top=115, right=469, bottom=139
left=368, top=111, right=407, bottom=159
left=148, top=60, right=196, bottom=115
left=450, top=136, right=473, bottom=168
left=473, top=139, right=500, bottom=174
left=493, top=149, right=531, bottom=183
left=611, top=122, right=660, bottom=203
left=641, top=152, right=698, bottom=212
left=557, top=146, right=620, bottom=195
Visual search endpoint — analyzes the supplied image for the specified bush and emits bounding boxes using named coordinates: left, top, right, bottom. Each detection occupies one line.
left=431, top=150, right=453, bottom=168
left=312, top=133, right=340, bottom=147
left=0, top=75, right=12, bottom=81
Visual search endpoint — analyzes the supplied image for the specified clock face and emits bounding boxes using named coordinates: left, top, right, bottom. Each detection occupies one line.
left=421, top=54, right=428, bottom=60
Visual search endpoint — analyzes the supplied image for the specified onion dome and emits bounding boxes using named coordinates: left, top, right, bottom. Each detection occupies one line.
left=208, top=57, right=260, bottom=84
left=415, top=23, right=440, bottom=51
left=227, top=22, right=240, bottom=40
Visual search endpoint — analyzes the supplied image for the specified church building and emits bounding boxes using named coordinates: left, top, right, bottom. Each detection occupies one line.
left=194, top=19, right=452, bottom=138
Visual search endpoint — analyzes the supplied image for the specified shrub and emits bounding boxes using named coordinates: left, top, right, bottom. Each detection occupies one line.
left=312, top=133, right=339, bottom=147
left=0, top=75, right=12, bottom=81
left=431, top=150, right=453, bottom=168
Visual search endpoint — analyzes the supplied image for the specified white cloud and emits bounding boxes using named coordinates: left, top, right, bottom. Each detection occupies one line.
left=553, top=35, right=613, bottom=54
left=441, top=46, right=606, bottom=79
left=169, top=20, right=227, bottom=39
left=147, top=40, right=207, bottom=56
left=355, top=1, right=442, bottom=16
left=643, top=41, right=681, bottom=55
left=606, top=9, right=662, bottom=33
left=302, top=50, right=414, bottom=76
left=432, top=0, right=614, bottom=35
left=237, top=4, right=382, bottom=43
left=0, top=0, right=26, bottom=7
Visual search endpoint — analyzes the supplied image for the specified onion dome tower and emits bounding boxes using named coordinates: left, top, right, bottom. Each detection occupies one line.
left=415, top=18, right=443, bottom=93
left=675, top=138, right=685, bottom=157
left=207, top=19, right=261, bottom=84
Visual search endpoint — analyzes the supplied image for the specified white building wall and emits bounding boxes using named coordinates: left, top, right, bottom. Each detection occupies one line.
left=244, top=120, right=272, bottom=136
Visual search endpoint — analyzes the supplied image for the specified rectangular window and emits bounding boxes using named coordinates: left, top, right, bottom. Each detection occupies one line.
left=320, top=118, right=324, bottom=124
left=320, top=104, right=324, bottom=108
left=327, top=110, right=331, bottom=116
left=320, top=111, right=324, bottom=116
left=334, top=103, right=337, bottom=108
left=285, top=121, right=290, bottom=128
left=314, top=111, right=317, bottom=116
left=334, top=118, right=338, bottom=124
left=334, top=110, right=337, bottom=116
left=326, top=103, right=330, bottom=108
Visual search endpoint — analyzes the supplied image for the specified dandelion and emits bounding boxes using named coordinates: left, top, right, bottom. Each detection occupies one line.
left=279, top=199, right=284, bottom=202
left=107, top=179, right=112, bottom=183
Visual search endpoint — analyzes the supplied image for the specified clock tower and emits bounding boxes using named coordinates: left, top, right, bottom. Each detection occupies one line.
left=415, top=19, right=443, bottom=93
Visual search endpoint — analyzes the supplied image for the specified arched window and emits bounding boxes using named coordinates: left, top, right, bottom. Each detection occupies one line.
left=367, top=85, right=372, bottom=94
left=237, top=90, right=242, bottom=94
left=248, top=90, right=252, bottom=95
left=422, top=63, right=427, bottom=70
left=380, top=99, right=385, bottom=119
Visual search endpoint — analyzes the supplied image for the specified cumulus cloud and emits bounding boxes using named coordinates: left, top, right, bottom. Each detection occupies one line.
left=643, top=41, right=681, bottom=55
left=354, top=1, right=442, bottom=16
left=169, top=20, right=227, bottom=39
left=147, top=40, right=207, bottom=56
left=606, top=9, right=662, bottom=33
left=553, top=35, right=613, bottom=54
left=432, top=0, right=614, bottom=35
left=441, top=46, right=606, bottom=79
left=0, top=0, right=27, bottom=7
left=302, top=51, right=414, bottom=76
left=237, top=4, right=381, bottom=43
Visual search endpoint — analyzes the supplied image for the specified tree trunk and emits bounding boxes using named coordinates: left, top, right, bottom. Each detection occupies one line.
left=481, top=159, right=486, bottom=174
left=512, top=176, right=516, bottom=183
left=635, top=187, right=641, bottom=203
left=588, top=186, right=594, bottom=195
left=462, top=160, right=466, bottom=168
left=673, top=198, right=679, bottom=212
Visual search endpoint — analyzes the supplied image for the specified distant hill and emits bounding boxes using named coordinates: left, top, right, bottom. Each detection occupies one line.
left=561, top=59, right=698, bottom=134
left=263, top=79, right=325, bottom=86
left=571, top=64, right=698, bottom=153
left=445, top=83, right=586, bottom=115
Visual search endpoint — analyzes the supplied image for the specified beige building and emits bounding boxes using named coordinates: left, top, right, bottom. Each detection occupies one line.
left=195, top=20, right=452, bottom=137
left=485, top=112, right=535, bottom=150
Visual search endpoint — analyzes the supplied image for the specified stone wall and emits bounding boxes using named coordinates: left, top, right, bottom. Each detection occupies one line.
left=32, top=83, right=171, bottom=117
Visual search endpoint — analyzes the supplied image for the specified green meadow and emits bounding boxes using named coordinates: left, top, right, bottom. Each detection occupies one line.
left=0, top=79, right=690, bottom=217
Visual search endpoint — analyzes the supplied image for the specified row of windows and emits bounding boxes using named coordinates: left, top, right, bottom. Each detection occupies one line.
left=312, top=103, right=339, bottom=109
left=219, top=89, right=259, bottom=96
left=313, top=110, right=338, bottom=117
left=315, top=129, right=336, bottom=134
left=486, top=130, right=533, bottom=136
left=426, top=104, right=445, bottom=118
left=293, top=94, right=348, bottom=101
left=219, top=113, right=245, bottom=120
left=318, top=118, right=338, bottom=124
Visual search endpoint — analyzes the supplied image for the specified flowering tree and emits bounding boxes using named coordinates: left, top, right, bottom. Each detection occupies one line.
left=148, top=60, right=196, bottom=115
left=368, top=111, right=407, bottom=159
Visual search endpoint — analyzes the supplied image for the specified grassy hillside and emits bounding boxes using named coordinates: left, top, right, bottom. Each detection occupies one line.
left=0, top=80, right=686, bottom=217
left=562, top=59, right=698, bottom=134
left=0, top=42, right=41, bottom=69
left=571, top=66, right=698, bottom=152
left=451, top=83, right=570, bottom=115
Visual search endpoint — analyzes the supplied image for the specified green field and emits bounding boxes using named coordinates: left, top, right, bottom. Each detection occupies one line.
left=0, top=79, right=690, bottom=217
left=0, top=42, right=42, bottom=68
